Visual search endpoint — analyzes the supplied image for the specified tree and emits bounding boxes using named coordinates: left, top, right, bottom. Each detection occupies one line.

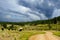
left=8, top=24, right=14, bottom=30
left=48, top=19, right=52, bottom=30
left=48, top=24, right=51, bottom=30
left=2, top=24, right=7, bottom=28
left=53, top=17, right=57, bottom=24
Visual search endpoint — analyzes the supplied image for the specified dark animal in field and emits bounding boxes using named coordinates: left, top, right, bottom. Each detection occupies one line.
left=1, top=28, right=4, bottom=31
left=19, top=28, right=23, bottom=31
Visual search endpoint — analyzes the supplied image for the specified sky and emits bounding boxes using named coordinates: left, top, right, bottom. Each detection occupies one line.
left=0, top=0, right=60, bottom=22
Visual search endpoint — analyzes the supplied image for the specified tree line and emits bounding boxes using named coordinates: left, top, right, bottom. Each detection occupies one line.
left=0, top=16, right=60, bottom=31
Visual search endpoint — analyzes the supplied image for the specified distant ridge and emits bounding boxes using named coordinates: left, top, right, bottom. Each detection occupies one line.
left=0, top=16, right=60, bottom=25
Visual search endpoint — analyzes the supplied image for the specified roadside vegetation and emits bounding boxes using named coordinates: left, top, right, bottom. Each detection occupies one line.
left=53, top=31, right=60, bottom=37
left=0, top=30, right=45, bottom=40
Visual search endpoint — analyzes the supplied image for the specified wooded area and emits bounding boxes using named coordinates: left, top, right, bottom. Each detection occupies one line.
left=0, top=16, right=60, bottom=31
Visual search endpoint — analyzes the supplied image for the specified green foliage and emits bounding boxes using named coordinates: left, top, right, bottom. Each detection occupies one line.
left=53, top=31, right=60, bottom=37
left=19, top=31, right=45, bottom=40
left=0, top=30, right=45, bottom=40
left=2, top=24, right=7, bottom=28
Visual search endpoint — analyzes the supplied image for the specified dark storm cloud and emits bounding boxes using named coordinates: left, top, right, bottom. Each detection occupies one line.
left=18, top=0, right=52, bottom=18
left=0, top=0, right=60, bottom=22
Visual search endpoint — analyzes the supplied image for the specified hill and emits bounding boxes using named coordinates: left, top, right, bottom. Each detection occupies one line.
left=0, top=16, right=60, bottom=25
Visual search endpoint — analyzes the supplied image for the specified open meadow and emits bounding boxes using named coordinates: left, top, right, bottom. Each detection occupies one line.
left=0, top=30, right=45, bottom=40
left=0, top=24, right=60, bottom=40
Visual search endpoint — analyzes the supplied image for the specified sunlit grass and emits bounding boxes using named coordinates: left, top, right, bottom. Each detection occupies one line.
left=0, top=30, right=45, bottom=40
left=53, top=31, right=60, bottom=37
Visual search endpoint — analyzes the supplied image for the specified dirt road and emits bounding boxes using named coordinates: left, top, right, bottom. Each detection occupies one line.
left=29, top=32, right=60, bottom=40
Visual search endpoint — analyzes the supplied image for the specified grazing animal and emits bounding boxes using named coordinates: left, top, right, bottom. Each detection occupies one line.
left=19, top=28, right=23, bottom=31
left=1, top=28, right=4, bottom=31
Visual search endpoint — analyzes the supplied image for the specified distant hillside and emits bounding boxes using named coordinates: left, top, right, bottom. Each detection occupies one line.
left=0, top=16, right=60, bottom=25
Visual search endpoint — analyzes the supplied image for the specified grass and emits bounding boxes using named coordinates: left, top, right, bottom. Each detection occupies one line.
left=53, top=31, right=60, bottom=37
left=19, top=31, right=45, bottom=40
left=0, top=24, right=60, bottom=40
left=0, top=30, right=45, bottom=40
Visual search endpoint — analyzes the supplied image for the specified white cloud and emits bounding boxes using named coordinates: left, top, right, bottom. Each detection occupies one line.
left=5, top=15, right=12, bottom=19
left=40, top=13, right=48, bottom=20
left=39, top=0, right=44, bottom=4
left=48, top=2, right=53, bottom=6
left=28, top=13, right=40, bottom=20
left=52, top=8, right=60, bottom=18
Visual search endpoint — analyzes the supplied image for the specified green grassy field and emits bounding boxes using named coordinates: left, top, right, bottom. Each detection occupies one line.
left=0, top=30, right=45, bottom=40
left=53, top=31, right=60, bottom=37
left=0, top=24, right=60, bottom=40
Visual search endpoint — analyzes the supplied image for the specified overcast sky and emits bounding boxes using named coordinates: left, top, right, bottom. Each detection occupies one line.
left=0, top=0, right=60, bottom=22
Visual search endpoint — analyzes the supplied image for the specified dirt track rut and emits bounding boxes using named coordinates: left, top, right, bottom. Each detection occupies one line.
left=29, top=32, right=60, bottom=40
